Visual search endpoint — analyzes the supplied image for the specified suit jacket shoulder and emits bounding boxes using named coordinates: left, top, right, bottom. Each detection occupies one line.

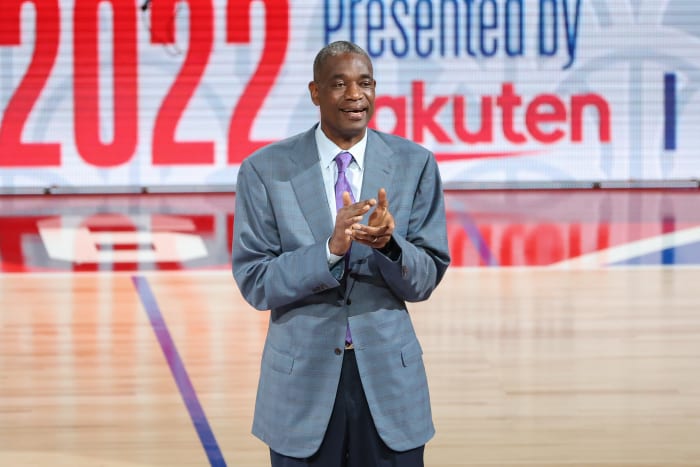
left=368, top=129, right=432, bottom=159
left=241, top=126, right=319, bottom=178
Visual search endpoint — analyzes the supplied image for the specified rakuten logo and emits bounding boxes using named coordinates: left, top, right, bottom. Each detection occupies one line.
left=370, top=81, right=611, bottom=160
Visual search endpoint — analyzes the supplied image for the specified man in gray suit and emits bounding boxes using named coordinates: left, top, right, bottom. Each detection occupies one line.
left=232, top=41, right=450, bottom=466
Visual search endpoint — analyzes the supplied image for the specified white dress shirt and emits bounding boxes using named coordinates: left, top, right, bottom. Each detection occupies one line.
left=314, top=124, right=367, bottom=265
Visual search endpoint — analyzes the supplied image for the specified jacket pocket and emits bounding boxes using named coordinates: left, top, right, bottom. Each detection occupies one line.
left=264, top=347, right=295, bottom=374
left=400, top=340, right=423, bottom=367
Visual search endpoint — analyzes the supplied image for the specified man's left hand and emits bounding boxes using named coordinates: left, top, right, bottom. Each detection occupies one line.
left=351, top=188, right=395, bottom=249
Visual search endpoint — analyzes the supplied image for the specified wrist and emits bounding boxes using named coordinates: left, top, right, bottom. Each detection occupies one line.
left=328, top=236, right=347, bottom=257
left=378, top=236, right=401, bottom=260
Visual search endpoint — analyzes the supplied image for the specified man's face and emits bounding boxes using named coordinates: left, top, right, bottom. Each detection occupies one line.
left=309, top=52, right=376, bottom=148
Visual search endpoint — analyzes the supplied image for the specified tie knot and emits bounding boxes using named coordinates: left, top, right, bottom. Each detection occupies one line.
left=335, top=151, right=353, bottom=172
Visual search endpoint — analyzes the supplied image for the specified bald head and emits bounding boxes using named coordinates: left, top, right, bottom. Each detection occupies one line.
left=313, top=41, right=373, bottom=82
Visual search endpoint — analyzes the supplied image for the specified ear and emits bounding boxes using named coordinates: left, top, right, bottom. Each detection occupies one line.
left=308, top=81, right=320, bottom=106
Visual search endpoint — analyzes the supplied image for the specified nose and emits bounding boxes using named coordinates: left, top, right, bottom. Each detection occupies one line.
left=344, top=81, right=362, bottom=100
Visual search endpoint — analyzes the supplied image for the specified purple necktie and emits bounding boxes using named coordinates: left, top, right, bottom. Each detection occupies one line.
left=335, top=151, right=355, bottom=345
left=334, top=151, right=355, bottom=209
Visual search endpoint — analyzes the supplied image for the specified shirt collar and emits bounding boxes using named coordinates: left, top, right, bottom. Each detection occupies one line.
left=315, top=124, right=367, bottom=171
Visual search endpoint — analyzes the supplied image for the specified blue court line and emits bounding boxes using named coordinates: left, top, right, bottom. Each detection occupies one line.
left=445, top=198, right=497, bottom=266
left=664, top=72, right=676, bottom=151
left=451, top=205, right=498, bottom=266
left=462, top=213, right=498, bottom=266
left=132, top=275, right=227, bottom=467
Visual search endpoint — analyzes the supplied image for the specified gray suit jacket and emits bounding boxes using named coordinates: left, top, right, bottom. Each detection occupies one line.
left=232, top=125, right=450, bottom=458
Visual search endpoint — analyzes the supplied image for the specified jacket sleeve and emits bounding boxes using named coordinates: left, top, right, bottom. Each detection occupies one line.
left=373, top=154, right=451, bottom=302
left=231, top=159, right=340, bottom=311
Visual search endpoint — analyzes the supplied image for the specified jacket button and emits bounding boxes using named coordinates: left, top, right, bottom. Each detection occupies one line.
left=334, top=348, right=342, bottom=355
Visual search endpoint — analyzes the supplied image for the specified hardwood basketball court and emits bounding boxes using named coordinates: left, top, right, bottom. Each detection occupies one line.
left=1, top=190, right=699, bottom=466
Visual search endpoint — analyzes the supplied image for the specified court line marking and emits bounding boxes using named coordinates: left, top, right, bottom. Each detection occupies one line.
left=550, top=225, right=700, bottom=269
left=132, top=275, right=227, bottom=467
left=446, top=198, right=498, bottom=266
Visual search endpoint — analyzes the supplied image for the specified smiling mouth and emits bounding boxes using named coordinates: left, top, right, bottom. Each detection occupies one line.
left=342, top=109, right=366, bottom=118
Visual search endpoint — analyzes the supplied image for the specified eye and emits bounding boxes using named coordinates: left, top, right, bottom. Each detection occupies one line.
left=360, top=80, right=373, bottom=88
left=333, top=81, right=345, bottom=88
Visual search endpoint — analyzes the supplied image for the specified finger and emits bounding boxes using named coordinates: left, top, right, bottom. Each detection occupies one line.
left=353, top=224, right=389, bottom=237
left=358, top=234, right=389, bottom=248
left=344, top=199, right=375, bottom=214
left=342, top=191, right=353, bottom=207
left=373, top=225, right=390, bottom=236
left=341, top=201, right=375, bottom=223
left=377, top=188, right=388, bottom=208
left=352, top=198, right=376, bottom=210
left=354, top=230, right=386, bottom=245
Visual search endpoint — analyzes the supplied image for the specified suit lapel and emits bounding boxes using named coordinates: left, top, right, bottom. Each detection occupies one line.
left=360, top=130, right=395, bottom=216
left=290, top=127, right=333, bottom=243
left=347, top=130, right=395, bottom=281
